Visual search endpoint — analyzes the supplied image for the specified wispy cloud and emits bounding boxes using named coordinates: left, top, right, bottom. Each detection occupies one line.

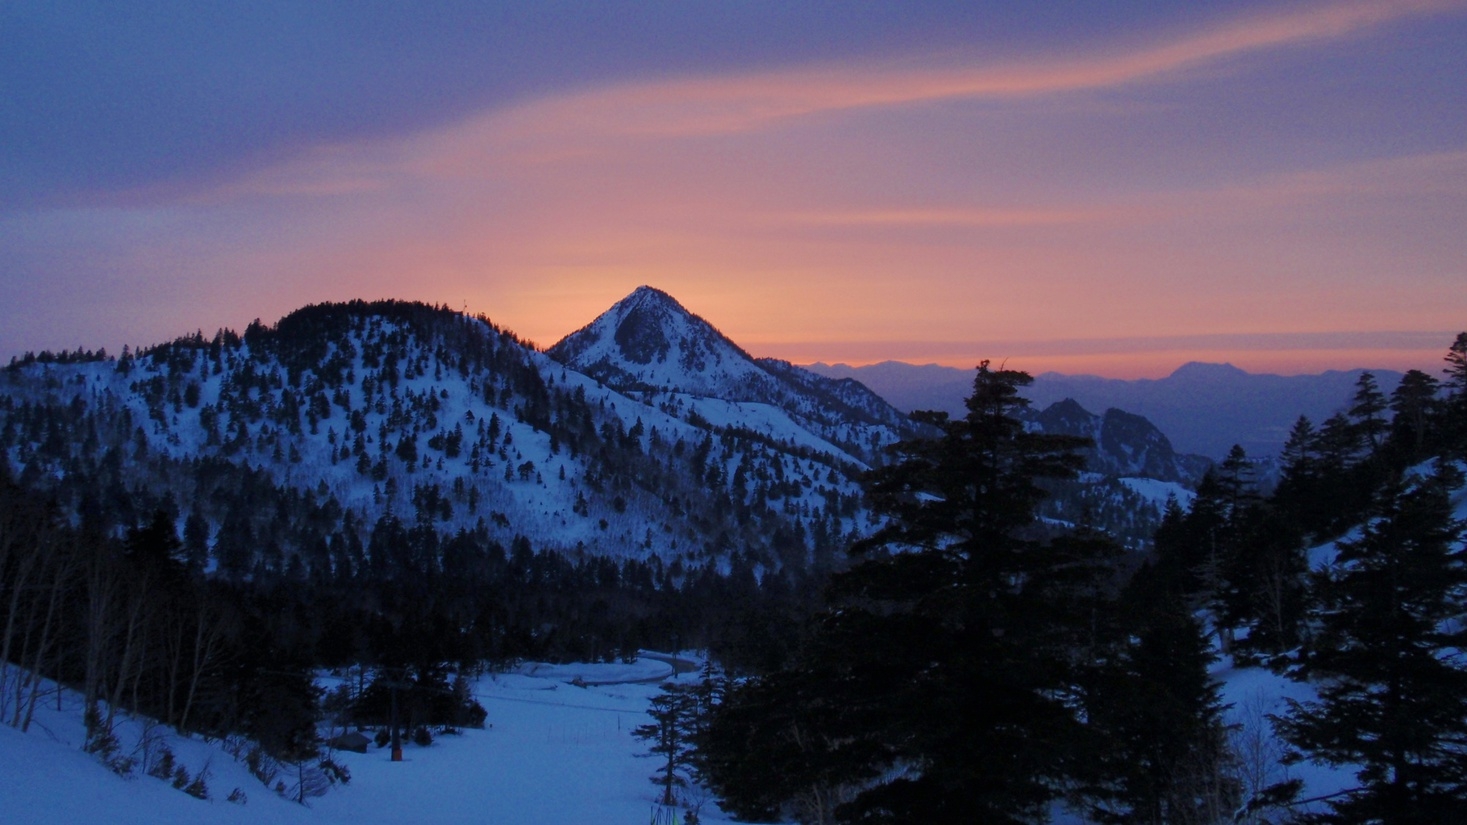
left=14, top=2, right=1458, bottom=379
left=733, top=149, right=1467, bottom=233
left=482, top=0, right=1464, bottom=140
left=778, top=207, right=1110, bottom=228
left=212, top=0, right=1465, bottom=196
left=1202, top=149, right=1467, bottom=204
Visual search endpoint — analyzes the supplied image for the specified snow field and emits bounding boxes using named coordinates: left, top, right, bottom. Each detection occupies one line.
left=1117, top=476, right=1195, bottom=509
left=1, top=658, right=739, bottom=825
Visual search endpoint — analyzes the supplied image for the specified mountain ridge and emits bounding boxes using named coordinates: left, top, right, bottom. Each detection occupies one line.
left=2, top=299, right=872, bottom=575
left=2, top=290, right=1216, bottom=575
left=807, top=359, right=1407, bottom=458
left=548, top=286, right=918, bottom=466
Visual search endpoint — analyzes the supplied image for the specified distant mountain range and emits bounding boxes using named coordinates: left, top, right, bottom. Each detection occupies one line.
left=807, top=360, right=1405, bottom=459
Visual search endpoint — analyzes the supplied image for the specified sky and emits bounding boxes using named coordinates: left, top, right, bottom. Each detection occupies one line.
left=4, top=1, right=1465, bottom=379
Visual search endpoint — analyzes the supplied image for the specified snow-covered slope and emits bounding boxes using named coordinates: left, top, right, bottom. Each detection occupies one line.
left=0, top=300, right=869, bottom=572
left=1, top=675, right=316, bottom=825
left=548, top=286, right=917, bottom=465
left=1204, top=462, right=1467, bottom=820
left=1, top=292, right=1214, bottom=575
left=1, top=661, right=742, bottom=825
left=548, top=286, right=769, bottom=400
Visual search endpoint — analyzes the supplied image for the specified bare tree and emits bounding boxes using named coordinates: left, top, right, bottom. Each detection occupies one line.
left=0, top=489, right=53, bottom=726
left=80, top=535, right=122, bottom=739
left=1228, top=690, right=1292, bottom=824
left=176, top=595, right=231, bottom=733
left=17, top=532, right=76, bottom=732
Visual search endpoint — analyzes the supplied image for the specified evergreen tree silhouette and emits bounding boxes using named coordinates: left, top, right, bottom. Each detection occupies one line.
left=1275, top=463, right=1467, bottom=823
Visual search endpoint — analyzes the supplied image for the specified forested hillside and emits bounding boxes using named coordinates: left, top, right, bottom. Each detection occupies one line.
left=0, top=297, right=887, bottom=788
left=692, top=335, right=1467, bottom=824
left=7, top=295, right=1446, bottom=823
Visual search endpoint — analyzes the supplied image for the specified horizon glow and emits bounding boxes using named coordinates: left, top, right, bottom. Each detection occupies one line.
left=3, top=2, right=1465, bottom=380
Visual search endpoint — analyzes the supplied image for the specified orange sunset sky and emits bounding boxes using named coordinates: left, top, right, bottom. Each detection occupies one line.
left=3, top=1, right=1465, bottom=378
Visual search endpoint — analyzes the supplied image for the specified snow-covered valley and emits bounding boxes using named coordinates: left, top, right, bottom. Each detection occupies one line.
left=0, top=648, right=1392, bottom=825
left=3, top=657, right=742, bottom=825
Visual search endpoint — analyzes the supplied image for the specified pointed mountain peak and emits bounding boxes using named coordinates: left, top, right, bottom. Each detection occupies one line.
left=1033, top=397, right=1099, bottom=436
left=547, top=288, right=914, bottom=463
left=600, top=286, right=715, bottom=366
left=620, top=284, right=681, bottom=310
left=547, top=287, right=758, bottom=393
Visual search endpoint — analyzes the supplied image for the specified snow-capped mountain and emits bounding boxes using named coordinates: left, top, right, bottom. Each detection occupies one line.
left=1, top=299, right=868, bottom=575
left=0, top=289, right=1211, bottom=580
left=548, top=286, right=761, bottom=397
left=547, top=287, right=917, bottom=465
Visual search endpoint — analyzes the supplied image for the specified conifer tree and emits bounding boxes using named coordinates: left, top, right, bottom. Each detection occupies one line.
left=1280, top=417, right=1318, bottom=483
left=1086, top=597, right=1235, bottom=825
left=1215, top=445, right=1260, bottom=518
left=1124, top=496, right=1200, bottom=617
left=1274, top=462, right=1467, bottom=823
left=1218, top=509, right=1307, bottom=658
left=1444, top=332, right=1467, bottom=398
left=1442, top=332, right=1467, bottom=452
left=1348, top=372, right=1390, bottom=455
left=701, top=665, right=869, bottom=823
left=1316, top=412, right=1361, bottom=471
left=635, top=682, right=698, bottom=806
left=1276, top=416, right=1330, bottom=532
left=1387, top=370, right=1439, bottom=466
left=1293, top=411, right=1378, bottom=536
left=721, top=362, right=1113, bottom=823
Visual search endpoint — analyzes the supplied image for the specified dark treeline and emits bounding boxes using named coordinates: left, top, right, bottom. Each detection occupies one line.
left=6, top=347, right=112, bottom=368
left=0, top=299, right=848, bottom=781
left=0, top=462, right=322, bottom=763
left=697, top=363, right=1239, bottom=824
left=0, top=451, right=817, bottom=763
left=1133, top=333, right=1467, bottom=664
left=687, top=334, right=1467, bottom=825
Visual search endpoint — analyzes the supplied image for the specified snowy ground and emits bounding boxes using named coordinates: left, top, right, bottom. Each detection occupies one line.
left=2, top=656, right=737, bottom=825
left=1, top=651, right=1341, bottom=825
left=1117, top=476, right=1195, bottom=508
left=1213, top=654, right=1349, bottom=818
left=0, top=650, right=1383, bottom=825
left=16, top=459, right=1467, bottom=825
